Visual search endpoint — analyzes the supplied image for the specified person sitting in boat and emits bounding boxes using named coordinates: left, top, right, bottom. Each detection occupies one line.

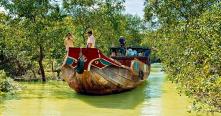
left=87, top=31, right=96, bottom=48
left=126, top=48, right=133, bottom=56
left=119, top=36, right=126, bottom=56
left=111, top=49, right=117, bottom=57
left=64, top=32, right=74, bottom=52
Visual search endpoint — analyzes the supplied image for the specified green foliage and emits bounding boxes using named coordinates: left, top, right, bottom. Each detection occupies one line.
left=63, top=0, right=144, bottom=54
left=0, top=70, right=20, bottom=94
left=144, top=1, right=221, bottom=112
left=0, top=0, right=145, bottom=81
left=0, top=1, right=77, bottom=81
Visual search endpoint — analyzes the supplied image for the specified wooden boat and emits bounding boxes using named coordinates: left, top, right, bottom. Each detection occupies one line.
left=61, top=47, right=151, bottom=95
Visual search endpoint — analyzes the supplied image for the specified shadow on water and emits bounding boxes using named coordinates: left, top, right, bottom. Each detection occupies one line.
left=75, top=82, right=148, bottom=109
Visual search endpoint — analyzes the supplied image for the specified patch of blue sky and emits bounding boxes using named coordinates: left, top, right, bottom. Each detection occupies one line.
left=124, top=0, right=146, bottom=18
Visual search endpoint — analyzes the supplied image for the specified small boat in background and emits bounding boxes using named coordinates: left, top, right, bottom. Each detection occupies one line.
left=61, top=47, right=151, bottom=95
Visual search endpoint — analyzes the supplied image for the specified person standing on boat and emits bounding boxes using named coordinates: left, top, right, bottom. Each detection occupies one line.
left=62, top=33, right=74, bottom=68
left=87, top=31, right=95, bottom=48
left=119, top=36, right=126, bottom=48
left=64, top=33, right=74, bottom=52
left=119, top=36, right=126, bottom=56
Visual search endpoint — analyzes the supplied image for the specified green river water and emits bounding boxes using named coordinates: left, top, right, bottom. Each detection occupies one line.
left=0, top=63, right=220, bottom=116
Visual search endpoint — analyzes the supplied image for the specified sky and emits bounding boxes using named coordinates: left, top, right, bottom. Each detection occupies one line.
left=0, top=7, right=4, bottom=12
left=0, top=0, right=146, bottom=18
left=124, top=0, right=146, bottom=18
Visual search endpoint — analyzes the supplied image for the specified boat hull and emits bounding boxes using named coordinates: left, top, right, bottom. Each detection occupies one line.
left=61, top=59, right=150, bottom=95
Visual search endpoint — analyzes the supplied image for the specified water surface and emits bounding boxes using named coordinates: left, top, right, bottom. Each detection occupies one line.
left=0, top=63, right=219, bottom=116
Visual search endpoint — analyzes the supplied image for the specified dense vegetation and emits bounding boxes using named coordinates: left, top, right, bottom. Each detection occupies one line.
left=0, top=0, right=220, bottom=113
left=143, top=0, right=221, bottom=112
left=0, top=70, right=20, bottom=94
left=0, top=0, right=144, bottom=82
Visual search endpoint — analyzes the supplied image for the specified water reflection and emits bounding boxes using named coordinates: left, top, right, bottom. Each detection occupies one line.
left=141, top=63, right=165, bottom=116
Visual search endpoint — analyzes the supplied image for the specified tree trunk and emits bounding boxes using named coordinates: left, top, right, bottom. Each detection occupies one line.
left=31, top=68, right=37, bottom=79
left=38, top=45, right=46, bottom=82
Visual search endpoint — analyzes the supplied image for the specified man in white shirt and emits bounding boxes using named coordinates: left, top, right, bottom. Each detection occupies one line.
left=87, top=31, right=95, bottom=48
